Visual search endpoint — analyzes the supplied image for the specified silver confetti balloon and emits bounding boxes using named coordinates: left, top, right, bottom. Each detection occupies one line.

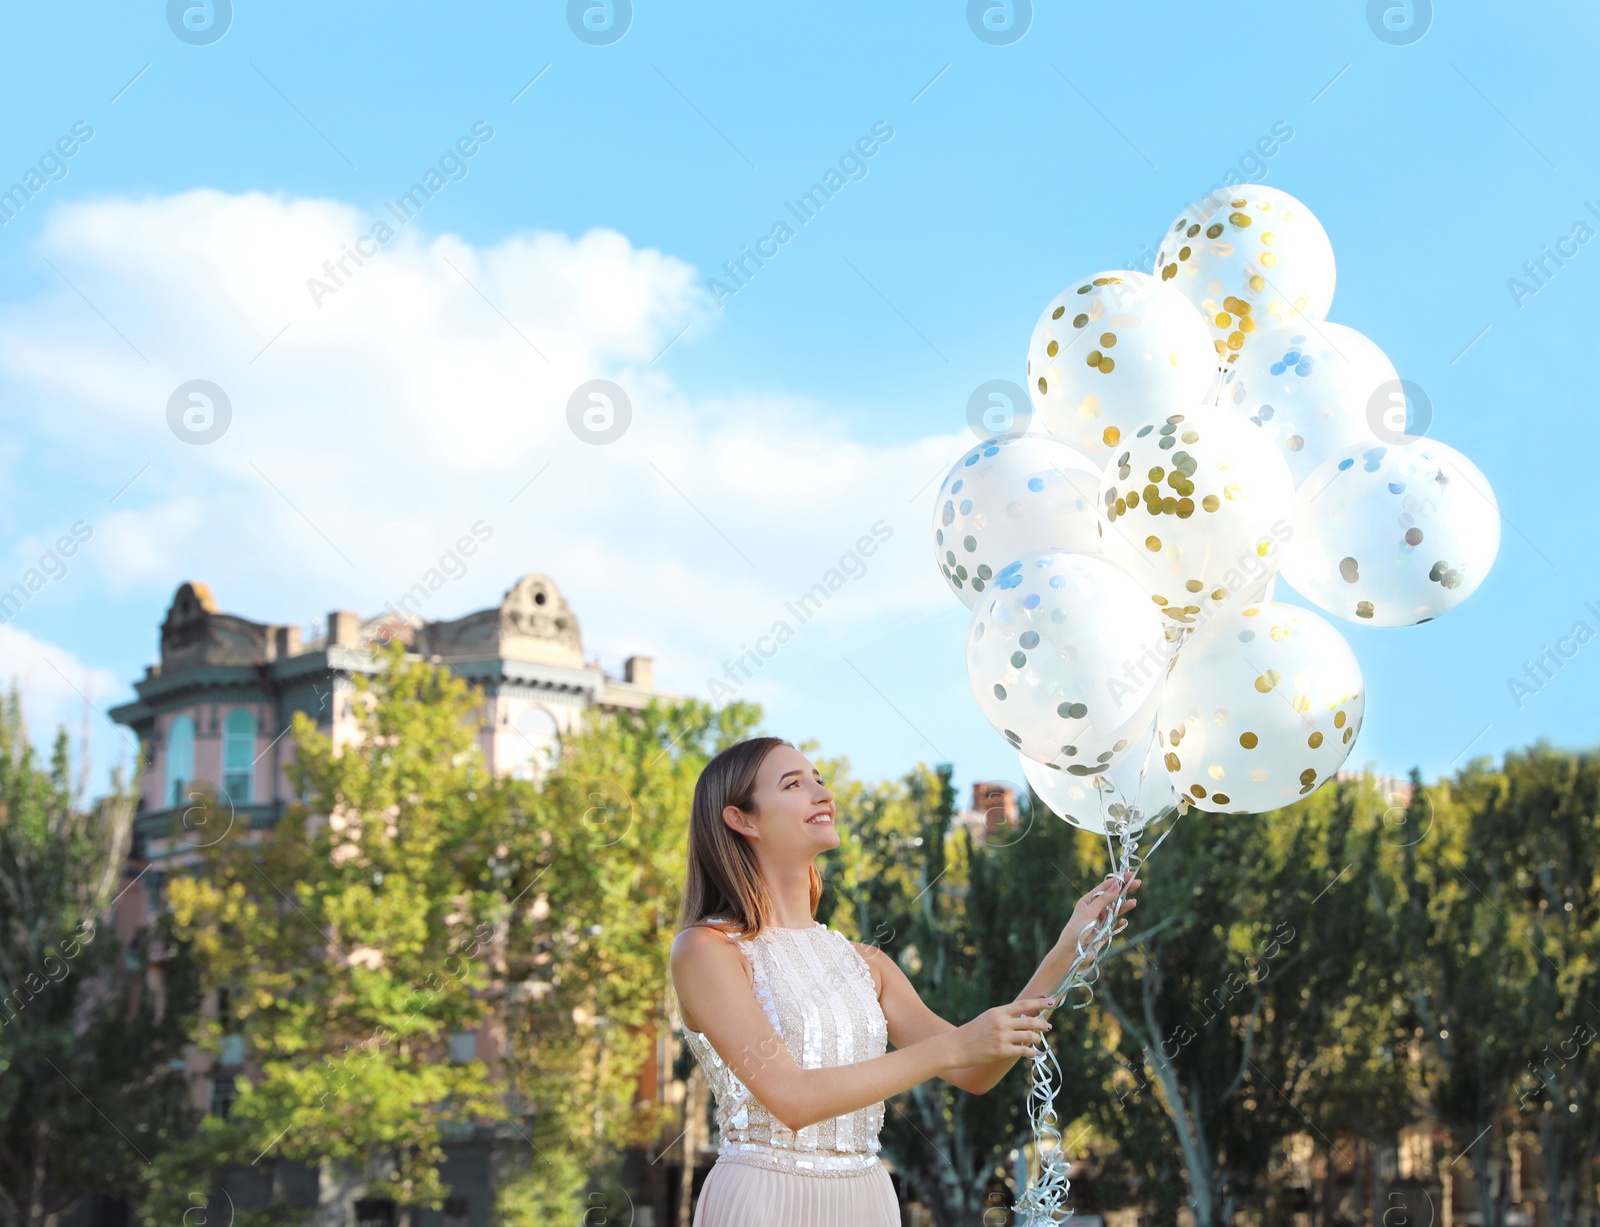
left=1219, top=321, right=1398, bottom=486
left=1280, top=439, right=1501, bottom=627
left=932, top=433, right=1104, bottom=609
left=1158, top=601, right=1365, bottom=814
left=1017, top=723, right=1178, bottom=835
left=968, top=550, right=1166, bottom=769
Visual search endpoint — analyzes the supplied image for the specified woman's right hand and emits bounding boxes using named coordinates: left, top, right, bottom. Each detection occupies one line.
left=945, top=997, right=1055, bottom=1066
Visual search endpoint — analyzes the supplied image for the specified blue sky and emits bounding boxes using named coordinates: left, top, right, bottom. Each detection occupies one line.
left=0, top=1, right=1594, bottom=806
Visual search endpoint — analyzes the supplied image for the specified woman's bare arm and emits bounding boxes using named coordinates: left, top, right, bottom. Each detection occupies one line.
left=860, top=873, right=1139, bottom=1095
left=671, top=925, right=1051, bottom=1132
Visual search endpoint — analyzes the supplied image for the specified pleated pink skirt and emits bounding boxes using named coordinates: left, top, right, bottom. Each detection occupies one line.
left=692, top=1157, right=899, bottom=1227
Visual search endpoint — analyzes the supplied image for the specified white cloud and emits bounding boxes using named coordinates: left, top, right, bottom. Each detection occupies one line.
left=0, top=190, right=964, bottom=699
left=0, top=622, right=133, bottom=783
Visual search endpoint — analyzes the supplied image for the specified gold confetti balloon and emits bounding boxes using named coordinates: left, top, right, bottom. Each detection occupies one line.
left=1219, top=322, right=1397, bottom=486
left=967, top=550, right=1166, bottom=770
left=1097, top=405, right=1296, bottom=634
left=932, top=432, right=1104, bottom=609
left=1156, top=185, right=1337, bottom=371
left=1025, top=270, right=1217, bottom=467
left=1280, top=440, right=1501, bottom=627
left=1017, top=723, right=1178, bottom=836
left=1158, top=601, right=1365, bottom=815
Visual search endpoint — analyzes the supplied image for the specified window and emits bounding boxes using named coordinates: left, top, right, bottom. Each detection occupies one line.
left=353, top=1201, right=394, bottom=1227
left=166, top=715, right=195, bottom=808
left=442, top=1198, right=469, bottom=1227
left=208, top=1074, right=236, bottom=1119
left=448, top=1031, right=477, bottom=1063
left=506, top=705, right=560, bottom=781
left=223, top=709, right=254, bottom=803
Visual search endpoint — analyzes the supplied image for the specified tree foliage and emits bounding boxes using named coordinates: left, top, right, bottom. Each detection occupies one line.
left=1397, top=749, right=1600, bottom=1227
left=0, top=693, right=199, bottom=1227
left=817, top=765, right=1112, bottom=1227
left=150, top=646, right=761, bottom=1227
left=106, top=642, right=1600, bottom=1227
left=1071, top=778, right=1416, bottom=1225
left=818, top=748, right=1600, bottom=1226
left=151, top=647, right=510, bottom=1222
left=493, top=694, right=762, bottom=1222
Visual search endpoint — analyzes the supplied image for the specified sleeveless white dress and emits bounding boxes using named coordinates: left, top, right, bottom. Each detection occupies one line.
left=681, top=920, right=899, bottom=1226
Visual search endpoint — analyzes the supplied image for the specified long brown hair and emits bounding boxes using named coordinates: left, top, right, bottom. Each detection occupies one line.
left=678, top=736, right=823, bottom=941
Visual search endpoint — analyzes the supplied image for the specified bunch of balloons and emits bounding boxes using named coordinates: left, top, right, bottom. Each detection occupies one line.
left=933, top=185, right=1500, bottom=834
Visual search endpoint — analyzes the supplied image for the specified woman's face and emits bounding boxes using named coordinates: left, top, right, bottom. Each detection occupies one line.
left=725, top=745, right=839, bottom=859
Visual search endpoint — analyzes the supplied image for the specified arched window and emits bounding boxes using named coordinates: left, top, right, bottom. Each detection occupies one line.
left=507, top=705, right=560, bottom=782
left=166, top=715, right=195, bottom=808
left=223, top=709, right=255, bottom=803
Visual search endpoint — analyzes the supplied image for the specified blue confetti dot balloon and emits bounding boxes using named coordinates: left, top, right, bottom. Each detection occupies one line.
left=1219, top=322, right=1398, bottom=486
left=1281, top=440, right=1500, bottom=627
left=967, top=549, right=1166, bottom=768
left=932, top=432, right=1104, bottom=609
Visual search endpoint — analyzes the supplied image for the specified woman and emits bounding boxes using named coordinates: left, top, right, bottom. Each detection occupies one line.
left=670, top=736, right=1140, bottom=1226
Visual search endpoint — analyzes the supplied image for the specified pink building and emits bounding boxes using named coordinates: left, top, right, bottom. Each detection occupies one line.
left=111, top=572, right=674, bottom=866
left=106, top=574, right=677, bottom=1220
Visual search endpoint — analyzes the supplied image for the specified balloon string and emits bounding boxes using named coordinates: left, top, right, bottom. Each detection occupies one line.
left=1011, top=797, right=1183, bottom=1226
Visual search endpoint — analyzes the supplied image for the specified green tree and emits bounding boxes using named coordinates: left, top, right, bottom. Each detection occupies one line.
left=1500, top=748, right=1600, bottom=1227
left=148, top=642, right=764, bottom=1227
left=493, top=696, right=762, bottom=1223
left=1395, top=762, right=1546, bottom=1227
left=821, top=764, right=1117, bottom=1227
left=1087, top=779, right=1409, bottom=1226
left=1402, top=750, right=1600, bottom=1227
left=149, top=646, right=507, bottom=1224
left=0, top=693, right=200, bottom=1227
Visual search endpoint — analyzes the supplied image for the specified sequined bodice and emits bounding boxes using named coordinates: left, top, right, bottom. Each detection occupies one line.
left=682, top=921, right=889, bottom=1176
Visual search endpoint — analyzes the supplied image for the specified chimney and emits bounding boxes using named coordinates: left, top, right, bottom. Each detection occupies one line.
left=275, top=625, right=302, bottom=658
left=623, top=655, right=654, bottom=688
left=327, top=611, right=361, bottom=648
left=970, top=781, right=1017, bottom=836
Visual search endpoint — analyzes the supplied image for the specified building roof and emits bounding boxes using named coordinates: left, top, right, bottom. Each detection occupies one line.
left=109, top=573, right=677, bottom=727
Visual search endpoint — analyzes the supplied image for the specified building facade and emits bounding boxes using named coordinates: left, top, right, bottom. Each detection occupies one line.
left=107, top=574, right=677, bottom=1227
left=110, top=573, right=671, bottom=866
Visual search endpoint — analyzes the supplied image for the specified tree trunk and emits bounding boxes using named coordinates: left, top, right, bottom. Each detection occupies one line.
left=1371, top=1139, right=1384, bottom=1227
left=25, top=1123, right=47, bottom=1227
left=1470, top=1143, right=1508, bottom=1227
left=1098, top=978, right=1222, bottom=1226
left=676, top=1065, right=705, bottom=1227
left=1541, top=1113, right=1568, bottom=1227
left=1539, top=1110, right=1600, bottom=1227
left=1315, top=1143, right=1332, bottom=1227
left=900, top=1085, right=985, bottom=1227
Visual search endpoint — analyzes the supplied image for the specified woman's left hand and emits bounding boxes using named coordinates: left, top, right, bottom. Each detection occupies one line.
left=1057, top=871, right=1140, bottom=952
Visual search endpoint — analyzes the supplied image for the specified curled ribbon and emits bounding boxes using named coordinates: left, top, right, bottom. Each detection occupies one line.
left=1011, top=800, right=1183, bottom=1225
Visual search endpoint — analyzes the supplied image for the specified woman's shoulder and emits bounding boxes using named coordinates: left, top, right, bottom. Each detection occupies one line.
left=839, top=933, right=892, bottom=994
left=671, top=922, right=755, bottom=1034
left=671, top=920, right=750, bottom=964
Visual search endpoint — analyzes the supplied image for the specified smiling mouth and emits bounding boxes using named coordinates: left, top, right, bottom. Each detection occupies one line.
left=806, top=812, right=834, bottom=826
